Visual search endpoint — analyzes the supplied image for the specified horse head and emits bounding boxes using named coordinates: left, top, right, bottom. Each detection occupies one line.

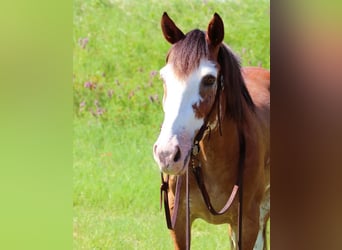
left=153, top=13, right=225, bottom=175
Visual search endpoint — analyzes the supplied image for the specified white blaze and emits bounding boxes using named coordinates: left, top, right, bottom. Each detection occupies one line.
left=154, top=60, right=218, bottom=174
left=160, top=60, right=217, bottom=136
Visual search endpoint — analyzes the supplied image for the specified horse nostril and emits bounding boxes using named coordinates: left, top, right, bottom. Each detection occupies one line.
left=173, top=146, right=181, bottom=162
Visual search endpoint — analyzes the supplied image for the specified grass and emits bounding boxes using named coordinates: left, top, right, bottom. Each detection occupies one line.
left=73, top=0, right=269, bottom=249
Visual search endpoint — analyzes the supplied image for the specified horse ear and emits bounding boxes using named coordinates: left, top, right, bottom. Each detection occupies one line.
left=206, top=13, right=224, bottom=47
left=161, top=12, right=185, bottom=44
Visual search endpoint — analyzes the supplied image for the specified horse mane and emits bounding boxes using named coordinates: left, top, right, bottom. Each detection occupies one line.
left=166, top=29, right=255, bottom=123
left=217, top=43, right=255, bottom=124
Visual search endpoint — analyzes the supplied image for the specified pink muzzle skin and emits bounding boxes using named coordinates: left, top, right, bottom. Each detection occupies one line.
left=153, top=133, right=193, bottom=175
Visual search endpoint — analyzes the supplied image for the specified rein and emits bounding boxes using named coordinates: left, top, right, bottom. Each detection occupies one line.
left=189, top=114, right=245, bottom=250
left=160, top=74, right=246, bottom=249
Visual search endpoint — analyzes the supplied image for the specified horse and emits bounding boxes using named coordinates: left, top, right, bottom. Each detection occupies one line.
left=153, top=12, right=270, bottom=250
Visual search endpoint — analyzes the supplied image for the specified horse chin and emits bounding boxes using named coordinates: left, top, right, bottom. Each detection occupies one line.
left=160, top=154, right=190, bottom=176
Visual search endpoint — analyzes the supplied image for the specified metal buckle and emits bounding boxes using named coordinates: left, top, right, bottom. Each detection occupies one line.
left=192, top=142, right=200, bottom=156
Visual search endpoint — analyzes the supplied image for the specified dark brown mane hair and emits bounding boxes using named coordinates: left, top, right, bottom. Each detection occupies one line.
left=166, top=29, right=208, bottom=78
left=166, top=29, right=255, bottom=123
left=218, top=43, right=255, bottom=124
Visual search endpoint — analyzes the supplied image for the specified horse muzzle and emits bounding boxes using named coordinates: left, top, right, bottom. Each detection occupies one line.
left=153, top=134, right=192, bottom=175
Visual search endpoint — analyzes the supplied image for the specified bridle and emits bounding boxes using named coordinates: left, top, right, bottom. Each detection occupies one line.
left=160, top=72, right=246, bottom=249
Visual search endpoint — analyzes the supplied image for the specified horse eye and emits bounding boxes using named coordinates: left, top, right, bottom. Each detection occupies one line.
left=202, top=75, right=216, bottom=86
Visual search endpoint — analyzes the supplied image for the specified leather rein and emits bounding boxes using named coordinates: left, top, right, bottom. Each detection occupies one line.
left=160, top=74, right=245, bottom=249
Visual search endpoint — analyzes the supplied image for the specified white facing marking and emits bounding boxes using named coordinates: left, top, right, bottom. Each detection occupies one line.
left=253, top=228, right=264, bottom=250
left=153, top=59, right=218, bottom=173
left=230, top=230, right=237, bottom=249
left=253, top=187, right=270, bottom=250
left=159, top=59, right=217, bottom=137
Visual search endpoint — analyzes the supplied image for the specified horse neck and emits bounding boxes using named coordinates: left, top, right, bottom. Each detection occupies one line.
left=199, top=114, right=241, bottom=182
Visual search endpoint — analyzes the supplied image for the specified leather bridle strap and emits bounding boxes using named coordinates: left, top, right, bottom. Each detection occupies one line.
left=237, top=128, right=245, bottom=250
left=160, top=174, right=172, bottom=229
left=190, top=127, right=245, bottom=249
left=191, top=165, right=239, bottom=215
left=185, top=168, right=190, bottom=250
left=160, top=173, right=182, bottom=230
left=190, top=124, right=243, bottom=217
left=191, top=74, right=224, bottom=156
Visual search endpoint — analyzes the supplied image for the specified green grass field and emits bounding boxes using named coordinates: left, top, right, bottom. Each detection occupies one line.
left=73, top=0, right=269, bottom=249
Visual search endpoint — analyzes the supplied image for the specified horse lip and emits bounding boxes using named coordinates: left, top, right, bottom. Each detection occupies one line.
left=162, top=149, right=191, bottom=176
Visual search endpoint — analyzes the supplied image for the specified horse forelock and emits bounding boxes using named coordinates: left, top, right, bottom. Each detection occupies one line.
left=166, top=29, right=208, bottom=79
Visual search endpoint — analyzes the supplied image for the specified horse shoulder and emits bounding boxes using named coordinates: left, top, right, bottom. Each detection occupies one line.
left=242, top=66, right=270, bottom=189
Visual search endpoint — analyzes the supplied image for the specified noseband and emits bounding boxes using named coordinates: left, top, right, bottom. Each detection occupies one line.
left=160, top=73, right=246, bottom=249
